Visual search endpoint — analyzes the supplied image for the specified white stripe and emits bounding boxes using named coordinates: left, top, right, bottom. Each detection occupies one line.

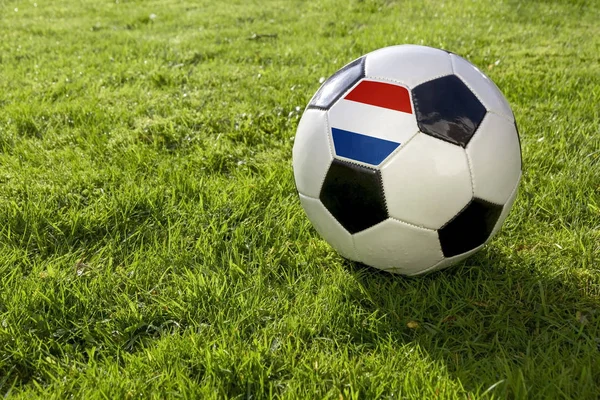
left=328, top=99, right=419, bottom=144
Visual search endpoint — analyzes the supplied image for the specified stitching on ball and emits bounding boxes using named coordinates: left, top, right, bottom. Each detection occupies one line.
left=450, top=55, right=516, bottom=125
left=452, top=76, right=488, bottom=117
left=505, top=176, right=521, bottom=206
left=488, top=109, right=515, bottom=123
left=387, top=216, right=436, bottom=232
left=448, top=51, right=456, bottom=75
left=438, top=198, right=473, bottom=230
left=319, top=197, right=360, bottom=261
left=465, top=149, right=476, bottom=199
left=416, top=253, right=448, bottom=275
left=475, top=196, right=504, bottom=207
left=299, top=193, right=360, bottom=262
left=350, top=232, right=360, bottom=263
left=333, top=154, right=378, bottom=169
left=363, top=75, right=410, bottom=87
left=377, top=170, right=389, bottom=215
left=335, top=157, right=377, bottom=171
left=378, top=130, right=420, bottom=170
left=450, top=55, right=516, bottom=123
left=318, top=112, right=335, bottom=194
left=410, top=73, right=453, bottom=88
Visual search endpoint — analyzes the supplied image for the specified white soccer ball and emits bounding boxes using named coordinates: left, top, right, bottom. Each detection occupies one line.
left=293, top=45, right=522, bottom=276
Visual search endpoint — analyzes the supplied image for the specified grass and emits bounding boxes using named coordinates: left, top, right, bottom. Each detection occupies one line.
left=0, top=0, right=599, bottom=398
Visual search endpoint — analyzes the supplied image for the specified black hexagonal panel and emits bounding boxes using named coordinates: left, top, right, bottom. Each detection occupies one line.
left=438, top=198, right=503, bottom=257
left=308, top=57, right=365, bottom=110
left=319, top=159, right=387, bottom=234
left=412, top=75, right=487, bottom=147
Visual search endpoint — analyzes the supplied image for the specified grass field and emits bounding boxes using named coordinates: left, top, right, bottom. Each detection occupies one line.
left=1, top=0, right=599, bottom=398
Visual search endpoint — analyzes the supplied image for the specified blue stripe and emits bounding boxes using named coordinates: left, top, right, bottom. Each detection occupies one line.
left=331, top=128, right=400, bottom=165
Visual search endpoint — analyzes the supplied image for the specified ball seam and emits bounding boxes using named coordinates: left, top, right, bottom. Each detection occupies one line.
left=387, top=216, right=437, bottom=232
left=298, top=193, right=360, bottom=262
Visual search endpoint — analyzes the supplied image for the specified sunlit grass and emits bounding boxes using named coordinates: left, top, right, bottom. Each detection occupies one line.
left=0, top=0, right=599, bottom=398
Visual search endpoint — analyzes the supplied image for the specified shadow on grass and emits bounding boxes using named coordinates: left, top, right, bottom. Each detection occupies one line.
left=343, top=247, right=599, bottom=397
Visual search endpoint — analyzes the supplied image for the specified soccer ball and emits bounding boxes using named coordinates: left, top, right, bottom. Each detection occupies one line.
left=292, top=45, right=521, bottom=275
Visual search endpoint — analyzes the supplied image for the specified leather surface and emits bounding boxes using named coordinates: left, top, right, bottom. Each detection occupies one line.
left=308, top=57, right=365, bottom=110
left=438, top=198, right=503, bottom=257
left=380, top=133, right=472, bottom=230
left=353, top=219, right=443, bottom=274
left=319, top=159, right=387, bottom=234
left=365, top=45, right=452, bottom=88
left=491, top=179, right=520, bottom=239
left=299, top=194, right=358, bottom=260
left=450, top=53, right=514, bottom=122
left=292, top=109, right=333, bottom=198
left=293, top=44, right=521, bottom=275
left=412, top=75, right=487, bottom=147
left=327, top=79, right=419, bottom=166
left=466, top=113, right=522, bottom=205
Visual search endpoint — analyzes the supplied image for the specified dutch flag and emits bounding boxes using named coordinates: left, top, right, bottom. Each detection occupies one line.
left=328, top=80, right=416, bottom=166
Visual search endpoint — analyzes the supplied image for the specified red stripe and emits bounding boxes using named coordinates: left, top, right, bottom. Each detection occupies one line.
left=344, top=80, right=412, bottom=114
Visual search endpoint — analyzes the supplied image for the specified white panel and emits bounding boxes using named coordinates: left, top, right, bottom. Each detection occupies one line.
left=365, top=45, right=453, bottom=88
left=381, top=133, right=473, bottom=230
left=299, top=194, right=358, bottom=261
left=354, top=219, right=443, bottom=275
left=467, top=113, right=521, bottom=205
left=450, top=54, right=514, bottom=121
left=425, top=245, right=484, bottom=274
left=327, top=99, right=419, bottom=144
left=490, top=180, right=520, bottom=238
left=292, top=109, right=333, bottom=198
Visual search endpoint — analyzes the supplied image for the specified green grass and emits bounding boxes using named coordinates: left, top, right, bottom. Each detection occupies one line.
left=0, top=0, right=599, bottom=398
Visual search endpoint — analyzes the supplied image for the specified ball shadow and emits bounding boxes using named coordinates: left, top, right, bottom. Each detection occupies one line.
left=339, top=246, right=599, bottom=394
